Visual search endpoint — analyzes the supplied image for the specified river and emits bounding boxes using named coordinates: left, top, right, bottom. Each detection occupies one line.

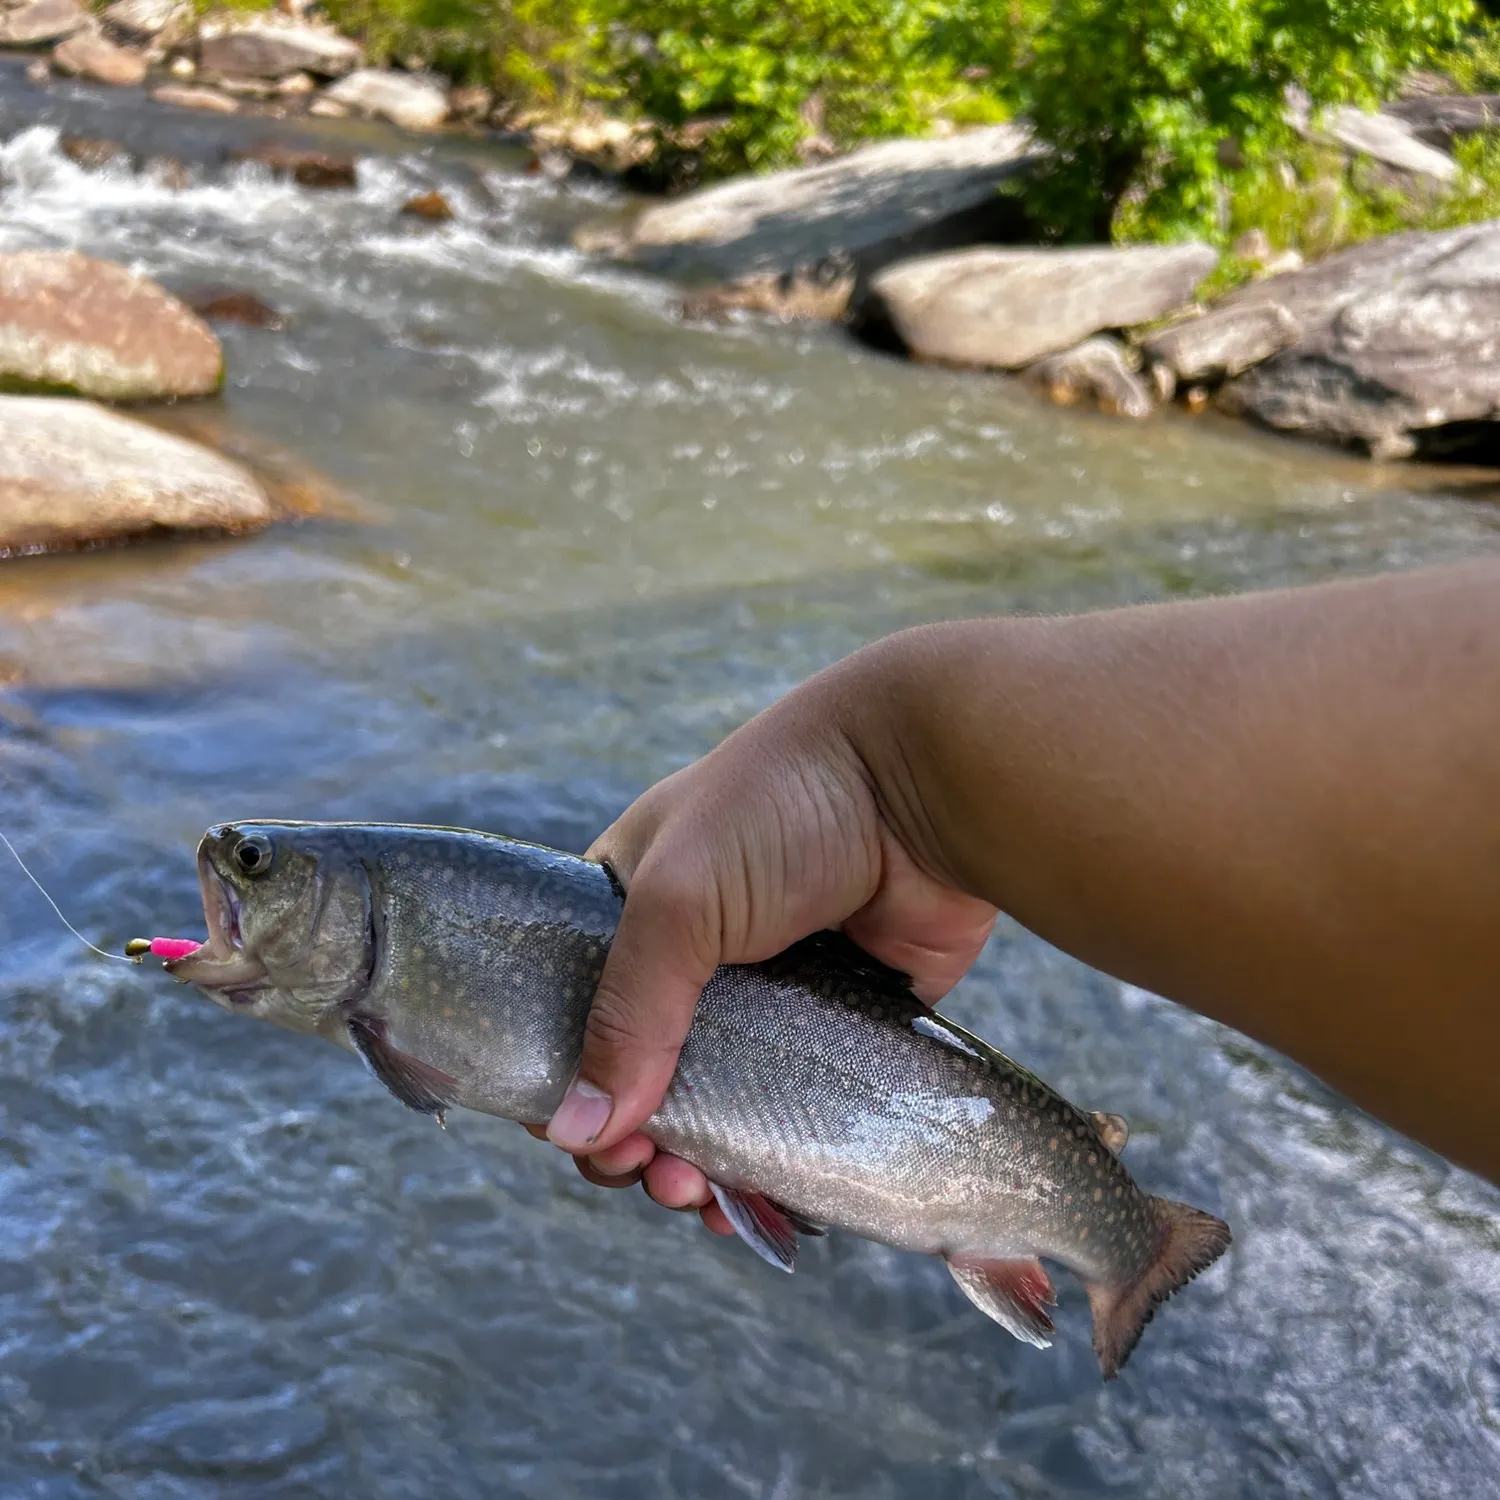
left=0, top=55, right=1497, bottom=1500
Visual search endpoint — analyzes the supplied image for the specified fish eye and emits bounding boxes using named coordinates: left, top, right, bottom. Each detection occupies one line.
left=233, top=834, right=274, bottom=876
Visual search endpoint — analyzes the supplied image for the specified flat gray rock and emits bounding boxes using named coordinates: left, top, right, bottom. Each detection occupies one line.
left=0, top=250, right=223, bottom=401
left=1181, top=221, right=1500, bottom=458
left=865, top=243, right=1218, bottom=369
left=197, top=18, right=361, bottom=81
left=1315, top=106, right=1457, bottom=183
left=0, top=397, right=272, bottom=554
left=583, top=125, right=1041, bottom=286
left=323, top=69, right=448, bottom=131
left=1385, top=94, right=1500, bottom=149
left=0, top=0, right=87, bottom=45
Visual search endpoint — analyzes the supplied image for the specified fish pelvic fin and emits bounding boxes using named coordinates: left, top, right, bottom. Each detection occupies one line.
left=1084, top=1198, right=1231, bottom=1380
left=346, top=1012, right=461, bottom=1125
left=1089, top=1111, right=1130, bottom=1155
left=709, top=1184, right=820, bottom=1272
left=945, top=1254, right=1057, bottom=1349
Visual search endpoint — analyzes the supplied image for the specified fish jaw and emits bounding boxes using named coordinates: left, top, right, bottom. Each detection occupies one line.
left=162, top=844, right=269, bottom=994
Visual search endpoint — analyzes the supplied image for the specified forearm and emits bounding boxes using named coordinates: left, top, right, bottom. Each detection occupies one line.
left=844, top=562, right=1500, bottom=1176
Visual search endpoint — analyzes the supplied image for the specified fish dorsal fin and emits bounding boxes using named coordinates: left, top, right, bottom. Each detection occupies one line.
left=914, top=1011, right=1055, bottom=1094
left=346, top=1012, right=461, bottom=1126
left=767, top=930, right=916, bottom=1002
left=709, top=1184, right=821, bottom=1272
left=945, top=1254, right=1057, bottom=1349
left=1090, top=1111, right=1130, bottom=1154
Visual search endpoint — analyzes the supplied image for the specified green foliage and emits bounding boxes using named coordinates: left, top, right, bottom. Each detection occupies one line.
left=589, top=0, right=959, bottom=174
left=967, top=0, right=1478, bottom=243
left=1432, top=14, right=1500, bottom=91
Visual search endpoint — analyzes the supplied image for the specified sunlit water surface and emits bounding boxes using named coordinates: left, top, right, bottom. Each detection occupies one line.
left=1, top=57, right=1498, bottom=1500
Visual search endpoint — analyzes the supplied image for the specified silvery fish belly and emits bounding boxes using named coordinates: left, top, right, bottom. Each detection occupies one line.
left=164, top=821, right=1231, bottom=1379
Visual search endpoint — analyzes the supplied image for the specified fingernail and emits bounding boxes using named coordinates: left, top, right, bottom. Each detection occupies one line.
left=546, top=1078, right=613, bottom=1151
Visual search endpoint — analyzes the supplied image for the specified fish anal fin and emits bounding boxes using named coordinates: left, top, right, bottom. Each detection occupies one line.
left=1084, top=1197, right=1231, bottom=1379
left=346, top=1012, right=460, bottom=1124
left=709, top=1184, right=816, bottom=1272
left=945, top=1254, right=1057, bottom=1349
left=1090, top=1111, right=1130, bottom=1154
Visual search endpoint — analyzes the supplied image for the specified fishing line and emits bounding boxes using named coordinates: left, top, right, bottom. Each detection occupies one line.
left=0, top=827, right=135, bottom=964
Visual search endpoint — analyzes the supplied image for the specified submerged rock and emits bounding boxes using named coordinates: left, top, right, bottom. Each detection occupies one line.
left=0, top=250, right=223, bottom=401
left=580, top=124, right=1041, bottom=306
left=1024, top=337, right=1154, bottom=419
left=1161, top=221, right=1500, bottom=459
left=151, top=83, right=240, bottom=113
left=0, top=0, right=87, bottom=45
left=0, top=397, right=272, bottom=555
left=322, top=69, right=448, bottom=131
left=60, top=134, right=131, bottom=171
left=227, top=139, right=356, bottom=188
left=51, top=30, right=148, bottom=87
left=864, top=243, right=1218, bottom=369
left=197, top=17, right=361, bottom=81
left=400, top=190, right=453, bottom=222
left=180, top=287, right=285, bottom=330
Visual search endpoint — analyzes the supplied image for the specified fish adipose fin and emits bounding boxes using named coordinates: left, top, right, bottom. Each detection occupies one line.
left=1085, top=1198, right=1232, bottom=1380
left=1089, top=1111, right=1130, bottom=1154
left=945, top=1254, right=1057, bottom=1349
left=709, top=1184, right=820, bottom=1272
left=346, top=1012, right=461, bottom=1126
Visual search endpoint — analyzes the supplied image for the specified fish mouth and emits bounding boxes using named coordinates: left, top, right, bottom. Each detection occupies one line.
left=162, top=847, right=269, bottom=997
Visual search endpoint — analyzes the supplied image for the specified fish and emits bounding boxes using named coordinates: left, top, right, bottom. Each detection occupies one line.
left=160, top=820, right=1231, bottom=1379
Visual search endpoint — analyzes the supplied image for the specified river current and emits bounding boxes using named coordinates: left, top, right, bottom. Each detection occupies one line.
left=0, top=56, right=1497, bottom=1500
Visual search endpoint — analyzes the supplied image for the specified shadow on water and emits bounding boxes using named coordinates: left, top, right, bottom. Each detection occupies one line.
left=1, top=52, right=1499, bottom=1500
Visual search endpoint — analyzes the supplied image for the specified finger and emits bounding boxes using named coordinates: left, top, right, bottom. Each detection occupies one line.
left=701, top=1201, right=735, bottom=1236
left=547, top=860, right=719, bottom=1155
left=587, top=1132, right=656, bottom=1180
left=643, top=1152, right=713, bottom=1212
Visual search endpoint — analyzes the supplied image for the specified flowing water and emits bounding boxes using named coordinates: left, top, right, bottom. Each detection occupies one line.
left=1, top=56, right=1498, bottom=1500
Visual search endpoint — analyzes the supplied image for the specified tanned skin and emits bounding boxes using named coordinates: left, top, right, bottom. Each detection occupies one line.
left=534, top=561, right=1500, bottom=1232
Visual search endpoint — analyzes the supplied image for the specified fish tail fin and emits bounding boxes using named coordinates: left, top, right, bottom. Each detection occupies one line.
left=1084, top=1198, right=1231, bottom=1380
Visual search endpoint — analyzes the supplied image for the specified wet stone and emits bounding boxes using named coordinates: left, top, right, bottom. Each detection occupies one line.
left=226, top=139, right=357, bottom=189
left=400, top=189, right=454, bottom=222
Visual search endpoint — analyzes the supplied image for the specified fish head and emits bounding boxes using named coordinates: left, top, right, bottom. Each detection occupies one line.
left=166, top=822, right=374, bottom=1035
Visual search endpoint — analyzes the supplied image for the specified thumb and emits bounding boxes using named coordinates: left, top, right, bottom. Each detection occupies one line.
left=546, top=865, right=720, bottom=1154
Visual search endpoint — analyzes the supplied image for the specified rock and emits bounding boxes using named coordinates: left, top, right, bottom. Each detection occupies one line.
left=1232, top=228, right=1273, bottom=265
left=24, top=56, right=49, bottom=82
left=400, top=190, right=453, bottom=222
left=167, top=53, right=193, bottom=77
left=0, top=250, right=222, bottom=400
left=1144, top=303, right=1300, bottom=386
left=51, top=31, right=148, bottom=87
left=151, top=83, right=239, bottom=113
left=60, top=134, right=129, bottom=171
left=449, top=83, right=492, bottom=123
left=0, top=0, right=86, bottom=45
left=101, top=0, right=187, bottom=43
left=1385, top=94, right=1500, bottom=150
left=179, top=287, right=285, bottom=329
left=584, top=124, right=1041, bottom=295
left=1312, top=106, right=1457, bottom=185
left=322, top=69, right=448, bottom=131
left=277, top=71, right=315, bottom=96
left=196, top=17, right=361, bottom=81
left=1023, top=337, right=1154, bottom=418
left=307, top=96, right=346, bottom=119
left=864, top=243, right=1218, bottom=369
left=143, top=155, right=192, bottom=189
left=0, top=397, right=272, bottom=555
left=1186, top=221, right=1500, bottom=459
left=227, top=140, right=356, bottom=189
left=681, top=262, right=856, bottom=323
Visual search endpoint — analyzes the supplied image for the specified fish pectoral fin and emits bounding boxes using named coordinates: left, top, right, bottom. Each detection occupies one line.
left=1089, top=1111, right=1130, bottom=1155
left=945, top=1254, right=1057, bottom=1349
left=709, top=1184, right=815, bottom=1273
left=346, top=1012, right=460, bottom=1125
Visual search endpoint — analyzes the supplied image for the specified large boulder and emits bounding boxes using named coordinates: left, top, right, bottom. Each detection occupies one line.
left=863, top=243, right=1218, bottom=369
left=1385, top=94, right=1500, bottom=150
left=579, top=124, right=1041, bottom=302
left=196, top=16, right=361, bottom=81
left=1315, top=105, right=1457, bottom=185
left=0, top=251, right=223, bottom=401
left=1148, top=221, right=1500, bottom=460
left=101, top=0, right=189, bottom=43
left=322, top=69, right=448, bottom=131
left=0, top=397, right=273, bottom=555
left=0, top=0, right=87, bottom=45
left=51, top=30, right=149, bottom=87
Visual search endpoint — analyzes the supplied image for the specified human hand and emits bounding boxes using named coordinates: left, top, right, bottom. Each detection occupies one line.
left=540, top=649, right=998, bottom=1233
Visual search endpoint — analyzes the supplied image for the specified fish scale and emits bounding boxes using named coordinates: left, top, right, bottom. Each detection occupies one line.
left=159, top=819, right=1231, bottom=1379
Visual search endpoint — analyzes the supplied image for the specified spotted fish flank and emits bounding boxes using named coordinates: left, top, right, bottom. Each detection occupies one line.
left=163, top=820, right=1232, bottom=1379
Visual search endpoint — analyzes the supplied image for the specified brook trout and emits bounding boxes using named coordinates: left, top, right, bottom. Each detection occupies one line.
left=163, top=821, right=1231, bottom=1378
